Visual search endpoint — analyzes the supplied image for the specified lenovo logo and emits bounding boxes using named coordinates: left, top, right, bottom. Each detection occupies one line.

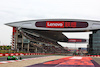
left=47, top=23, right=63, bottom=26
left=46, top=21, right=64, bottom=28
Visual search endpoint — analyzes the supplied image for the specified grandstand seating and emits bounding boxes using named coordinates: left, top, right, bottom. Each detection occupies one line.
left=18, top=29, right=67, bottom=53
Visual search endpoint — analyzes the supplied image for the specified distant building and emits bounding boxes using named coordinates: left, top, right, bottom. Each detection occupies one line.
left=89, top=30, right=100, bottom=54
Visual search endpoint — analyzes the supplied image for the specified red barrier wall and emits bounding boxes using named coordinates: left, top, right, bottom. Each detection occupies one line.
left=0, top=53, right=54, bottom=57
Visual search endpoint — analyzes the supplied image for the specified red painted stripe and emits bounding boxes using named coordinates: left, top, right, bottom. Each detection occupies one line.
left=44, top=57, right=72, bottom=64
left=44, top=57, right=94, bottom=65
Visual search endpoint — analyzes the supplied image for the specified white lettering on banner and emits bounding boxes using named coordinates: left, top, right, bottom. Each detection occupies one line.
left=0, top=54, right=3, bottom=56
left=11, top=54, right=14, bottom=56
left=47, top=22, right=63, bottom=26
left=16, top=54, right=18, bottom=55
left=5, top=54, right=8, bottom=56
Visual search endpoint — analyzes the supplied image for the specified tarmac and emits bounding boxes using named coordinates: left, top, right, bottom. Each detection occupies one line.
left=0, top=56, right=100, bottom=67
left=92, top=57, right=100, bottom=65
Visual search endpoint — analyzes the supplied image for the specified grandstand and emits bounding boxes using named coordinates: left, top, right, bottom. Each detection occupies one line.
left=6, top=19, right=100, bottom=54
left=12, top=27, right=67, bottom=53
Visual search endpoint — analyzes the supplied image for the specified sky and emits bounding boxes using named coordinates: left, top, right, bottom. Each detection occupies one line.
left=0, top=0, right=100, bottom=48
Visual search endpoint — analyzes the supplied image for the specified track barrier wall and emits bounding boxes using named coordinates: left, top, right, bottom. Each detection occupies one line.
left=0, top=53, right=54, bottom=57
left=0, top=53, right=100, bottom=57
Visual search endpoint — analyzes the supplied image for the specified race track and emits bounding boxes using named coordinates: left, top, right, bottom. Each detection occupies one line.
left=0, top=56, right=100, bottom=67
left=27, top=56, right=100, bottom=67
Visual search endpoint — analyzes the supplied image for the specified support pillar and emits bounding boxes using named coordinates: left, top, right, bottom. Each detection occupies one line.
left=15, top=29, right=18, bottom=50
left=21, top=34, right=23, bottom=51
left=35, top=47, right=37, bottom=53
left=27, top=43, right=29, bottom=52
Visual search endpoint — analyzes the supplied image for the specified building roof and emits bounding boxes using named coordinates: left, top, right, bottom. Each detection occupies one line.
left=5, top=19, right=100, bottom=42
left=5, top=19, right=100, bottom=32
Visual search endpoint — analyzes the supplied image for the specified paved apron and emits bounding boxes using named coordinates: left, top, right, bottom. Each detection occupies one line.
left=27, top=56, right=100, bottom=67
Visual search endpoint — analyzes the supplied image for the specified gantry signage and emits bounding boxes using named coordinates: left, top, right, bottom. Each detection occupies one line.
left=36, top=21, right=88, bottom=28
left=68, top=39, right=86, bottom=43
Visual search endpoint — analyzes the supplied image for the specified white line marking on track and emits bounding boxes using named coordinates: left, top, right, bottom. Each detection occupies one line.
left=69, top=57, right=82, bottom=59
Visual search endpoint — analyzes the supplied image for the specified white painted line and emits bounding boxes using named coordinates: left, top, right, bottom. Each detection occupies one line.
left=69, top=57, right=82, bottom=59
left=0, top=61, right=8, bottom=63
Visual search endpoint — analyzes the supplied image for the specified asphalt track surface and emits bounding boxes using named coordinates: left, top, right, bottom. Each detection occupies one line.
left=27, top=56, right=100, bottom=67
left=0, top=55, right=51, bottom=61
left=92, top=57, right=100, bottom=65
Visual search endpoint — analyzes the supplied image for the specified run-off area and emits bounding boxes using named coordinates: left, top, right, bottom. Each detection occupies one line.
left=0, top=56, right=100, bottom=67
left=27, top=56, right=100, bottom=67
